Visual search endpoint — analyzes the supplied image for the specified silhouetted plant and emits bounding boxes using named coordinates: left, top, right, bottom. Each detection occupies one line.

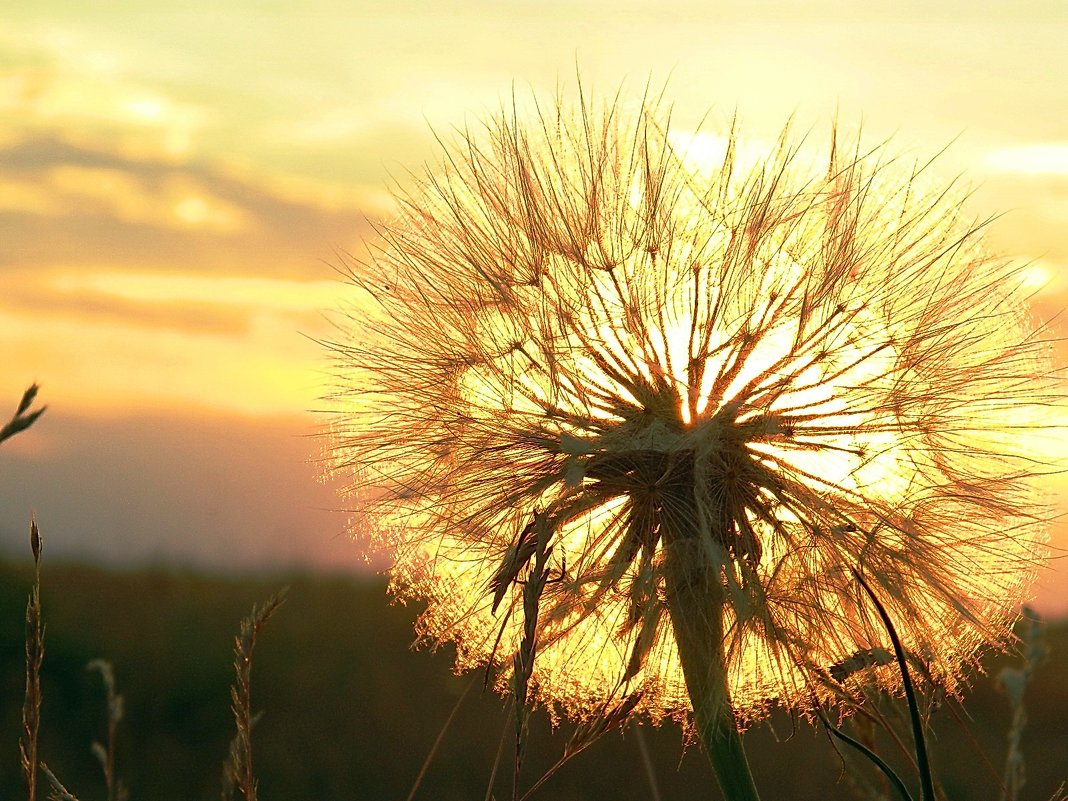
left=328, top=89, right=1060, bottom=799
left=1, top=385, right=45, bottom=446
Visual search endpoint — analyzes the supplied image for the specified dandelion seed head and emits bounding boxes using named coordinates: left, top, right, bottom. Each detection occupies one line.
left=328, top=94, right=1056, bottom=725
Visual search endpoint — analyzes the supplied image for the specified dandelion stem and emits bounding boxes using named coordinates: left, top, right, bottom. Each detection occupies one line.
left=664, top=541, right=761, bottom=801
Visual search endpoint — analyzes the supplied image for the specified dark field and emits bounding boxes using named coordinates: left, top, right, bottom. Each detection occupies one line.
left=1, top=560, right=1065, bottom=801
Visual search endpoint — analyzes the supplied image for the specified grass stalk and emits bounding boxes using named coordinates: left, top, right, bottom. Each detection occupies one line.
left=482, top=699, right=512, bottom=801
left=632, top=723, right=664, bottom=801
left=852, top=568, right=935, bottom=801
left=998, top=608, right=1047, bottom=801
left=517, top=691, right=644, bottom=801
left=221, top=589, right=287, bottom=801
left=40, top=764, right=81, bottom=801
left=510, top=511, right=552, bottom=801
left=20, top=517, right=44, bottom=801
left=814, top=704, right=915, bottom=801
left=1, top=384, right=46, bottom=445
left=404, top=676, right=475, bottom=801
left=87, top=660, right=126, bottom=801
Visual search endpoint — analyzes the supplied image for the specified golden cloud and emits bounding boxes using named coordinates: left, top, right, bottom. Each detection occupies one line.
left=985, top=143, right=1068, bottom=176
left=0, top=265, right=347, bottom=417
left=41, top=165, right=254, bottom=233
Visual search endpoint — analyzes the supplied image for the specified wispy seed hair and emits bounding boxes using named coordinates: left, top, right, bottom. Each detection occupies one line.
left=327, top=92, right=1058, bottom=724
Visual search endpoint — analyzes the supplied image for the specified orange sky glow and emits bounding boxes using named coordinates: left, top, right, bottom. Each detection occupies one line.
left=2, top=2, right=1067, bottom=614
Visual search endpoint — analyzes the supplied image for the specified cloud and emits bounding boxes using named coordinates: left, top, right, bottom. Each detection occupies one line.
left=0, top=264, right=352, bottom=417
left=1, top=164, right=254, bottom=233
left=0, top=278, right=251, bottom=336
left=0, top=27, right=208, bottom=159
left=0, top=27, right=380, bottom=420
left=0, top=132, right=375, bottom=419
left=0, top=135, right=373, bottom=279
left=0, top=266, right=347, bottom=334
left=984, top=143, right=1068, bottom=177
left=0, top=304, right=330, bottom=418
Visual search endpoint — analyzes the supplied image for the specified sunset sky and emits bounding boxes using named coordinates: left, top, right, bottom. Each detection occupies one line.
left=2, top=2, right=1067, bottom=613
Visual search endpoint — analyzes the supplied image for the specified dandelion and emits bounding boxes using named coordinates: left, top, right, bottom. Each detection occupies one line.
left=326, top=93, right=1056, bottom=799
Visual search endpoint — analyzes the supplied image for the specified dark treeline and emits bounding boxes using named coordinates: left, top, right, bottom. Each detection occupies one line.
left=1, top=560, right=1065, bottom=801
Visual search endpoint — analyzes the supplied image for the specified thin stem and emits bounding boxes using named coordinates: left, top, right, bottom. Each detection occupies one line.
left=632, top=723, right=664, bottom=801
left=223, top=589, right=286, bottom=801
left=406, top=675, right=476, bottom=801
left=21, top=518, right=43, bottom=801
left=663, top=541, right=761, bottom=801
left=852, top=568, right=935, bottom=801
left=484, top=700, right=512, bottom=801
left=813, top=704, right=915, bottom=801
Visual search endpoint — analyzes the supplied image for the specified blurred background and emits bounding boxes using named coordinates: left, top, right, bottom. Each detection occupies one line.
left=1, top=2, right=1066, bottom=798
left=0, top=565, right=1065, bottom=801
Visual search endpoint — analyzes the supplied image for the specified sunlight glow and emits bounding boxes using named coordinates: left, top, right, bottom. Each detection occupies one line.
left=43, top=271, right=344, bottom=311
left=125, top=96, right=164, bottom=120
left=0, top=308, right=321, bottom=417
left=0, top=270, right=341, bottom=417
left=984, top=143, right=1068, bottom=176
